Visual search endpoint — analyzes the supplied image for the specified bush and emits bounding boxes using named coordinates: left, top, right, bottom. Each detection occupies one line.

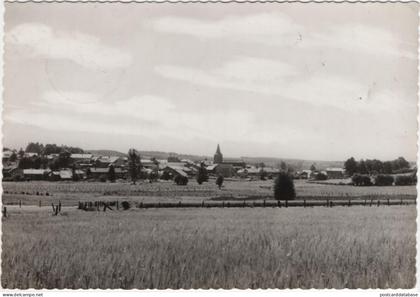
left=395, top=175, right=415, bottom=186
left=216, top=175, right=224, bottom=189
left=121, top=201, right=131, bottom=210
left=314, top=173, right=327, bottom=181
left=352, top=174, right=372, bottom=186
left=375, top=174, right=394, bottom=186
left=174, top=174, right=188, bottom=186
left=99, top=175, right=107, bottom=183
left=274, top=172, right=296, bottom=201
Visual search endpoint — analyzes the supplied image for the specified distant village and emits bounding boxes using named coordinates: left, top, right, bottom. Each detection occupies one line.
left=2, top=143, right=347, bottom=182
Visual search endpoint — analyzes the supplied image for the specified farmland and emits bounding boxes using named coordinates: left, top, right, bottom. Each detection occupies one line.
left=1, top=179, right=417, bottom=289
left=2, top=179, right=417, bottom=207
left=1, top=206, right=415, bottom=289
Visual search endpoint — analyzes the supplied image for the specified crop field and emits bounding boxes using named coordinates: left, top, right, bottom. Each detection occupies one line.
left=1, top=206, right=416, bottom=289
left=2, top=179, right=417, bottom=207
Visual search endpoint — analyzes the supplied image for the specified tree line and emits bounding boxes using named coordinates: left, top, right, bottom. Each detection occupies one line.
left=344, top=156, right=411, bottom=176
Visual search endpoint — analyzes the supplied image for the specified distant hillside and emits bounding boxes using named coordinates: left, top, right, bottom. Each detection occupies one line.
left=87, top=150, right=127, bottom=157
left=241, top=157, right=343, bottom=171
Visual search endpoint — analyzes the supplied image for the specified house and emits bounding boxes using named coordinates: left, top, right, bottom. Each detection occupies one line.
left=70, top=154, right=93, bottom=163
left=161, top=165, right=191, bottom=179
left=87, top=167, right=127, bottom=179
left=298, top=170, right=312, bottom=179
left=94, top=156, right=125, bottom=168
left=23, top=169, right=49, bottom=180
left=2, top=165, right=19, bottom=179
left=207, top=163, right=236, bottom=178
left=325, top=168, right=345, bottom=179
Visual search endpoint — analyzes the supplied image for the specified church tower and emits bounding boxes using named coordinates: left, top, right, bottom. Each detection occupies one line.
left=214, top=144, right=223, bottom=164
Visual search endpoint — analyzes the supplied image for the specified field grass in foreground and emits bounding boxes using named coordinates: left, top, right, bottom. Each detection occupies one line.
left=1, top=206, right=416, bottom=289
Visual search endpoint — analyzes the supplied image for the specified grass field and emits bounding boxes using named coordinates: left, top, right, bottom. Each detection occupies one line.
left=2, top=179, right=416, bottom=207
left=1, top=206, right=416, bottom=289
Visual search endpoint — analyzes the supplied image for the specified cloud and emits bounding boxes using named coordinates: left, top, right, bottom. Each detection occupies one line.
left=6, top=91, right=265, bottom=143
left=6, top=23, right=132, bottom=70
left=151, top=13, right=416, bottom=60
left=155, top=56, right=414, bottom=113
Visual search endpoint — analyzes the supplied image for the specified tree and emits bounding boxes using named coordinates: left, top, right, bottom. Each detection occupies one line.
left=9, top=151, right=17, bottom=162
left=196, top=162, right=209, bottom=185
left=310, top=164, right=317, bottom=171
left=259, top=169, right=267, bottom=180
left=344, top=157, right=358, bottom=176
left=280, top=161, right=288, bottom=172
left=108, top=165, right=116, bottom=182
left=216, top=175, right=224, bottom=189
left=358, top=160, right=368, bottom=174
left=72, top=164, right=79, bottom=181
left=128, top=149, right=140, bottom=184
left=274, top=172, right=296, bottom=201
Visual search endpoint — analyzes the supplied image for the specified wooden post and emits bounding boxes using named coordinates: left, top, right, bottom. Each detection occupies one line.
left=58, top=201, right=61, bottom=213
left=348, top=199, right=351, bottom=207
left=285, top=200, right=288, bottom=208
left=278, top=200, right=281, bottom=208
left=377, top=200, right=380, bottom=207
left=330, top=201, right=333, bottom=208
left=387, top=199, right=390, bottom=206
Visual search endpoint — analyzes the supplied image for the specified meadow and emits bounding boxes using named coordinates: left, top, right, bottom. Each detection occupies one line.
left=1, top=206, right=416, bottom=289
left=2, top=179, right=417, bottom=207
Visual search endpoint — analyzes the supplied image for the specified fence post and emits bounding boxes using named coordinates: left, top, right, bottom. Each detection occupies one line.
left=58, top=201, right=61, bottom=213
left=348, top=199, right=351, bottom=207
left=387, top=199, right=390, bottom=206
left=377, top=200, right=380, bottom=207
left=278, top=200, right=281, bottom=208
left=330, top=201, right=333, bottom=208
left=285, top=200, right=288, bottom=208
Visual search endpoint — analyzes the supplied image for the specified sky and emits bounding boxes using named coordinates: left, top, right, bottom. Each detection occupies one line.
left=3, top=3, right=419, bottom=161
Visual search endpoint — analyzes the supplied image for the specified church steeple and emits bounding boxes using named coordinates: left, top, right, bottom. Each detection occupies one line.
left=214, top=144, right=223, bottom=164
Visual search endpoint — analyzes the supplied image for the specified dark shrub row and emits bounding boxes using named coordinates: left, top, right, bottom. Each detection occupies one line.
left=174, top=175, right=188, bottom=185
left=351, top=174, right=372, bottom=186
